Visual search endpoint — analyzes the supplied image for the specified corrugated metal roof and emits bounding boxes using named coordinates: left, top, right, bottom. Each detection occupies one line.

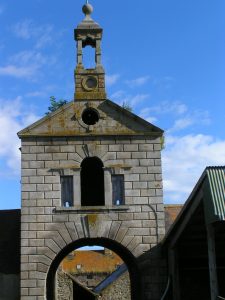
left=206, top=167, right=225, bottom=221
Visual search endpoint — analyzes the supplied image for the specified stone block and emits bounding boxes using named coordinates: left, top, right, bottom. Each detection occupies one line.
left=133, top=182, right=147, bottom=189
left=52, top=214, right=68, bottom=222
left=29, top=223, right=45, bottom=231
left=37, top=215, right=52, bottom=223
left=37, top=153, right=52, bottom=161
left=115, top=227, right=128, bottom=242
left=139, top=144, right=153, bottom=151
left=147, top=151, right=161, bottom=159
left=131, top=152, right=147, bottom=159
left=143, top=236, right=157, bottom=244
left=29, top=161, right=45, bottom=169
left=30, top=192, right=45, bottom=199
left=127, top=228, right=150, bottom=236
left=140, top=159, right=154, bottom=166
left=45, top=239, right=60, bottom=254
left=44, top=175, right=60, bottom=183
left=117, top=152, right=131, bottom=159
left=21, top=280, right=37, bottom=288
left=142, top=220, right=156, bottom=227
left=22, top=169, right=37, bottom=176
left=109, top=144, right=123, bottom=151
left=37, top=199, right=52, bottom=207
left=29, top=287, right=44, bottom=296
left=118, top=213, right=133, bottom=221
left=132, top=197, right=149, bottom=205
left=30, top=146, right=45, bottom=153
left=45, top=191, right=60, bottom=198
left=22, top=162, right=29, bottom=169
left=45, top=146, right=60, bottom=153
left=125, top=174, right=139, bottom=181
left=37, top=184, right=52, bottom=192
left=148, top=166, right=162, bottom=174
left=124, top=144, right=138, bottom=151
left=125, top=189, right=140, bottom=197
left=132, top=166, right=148, bottom=174
left=53, top=153, right=67, bottom=160
left=154, top=144, right=161, bottom=151
left=133, top=212, right=149, bottom=220
left=121, top=235, right=134, bottom=247
left=22, top=184, right=36, bottom=192
left=29, top=207, right=45, bottom=215
left=30, top=176, right=44, bottom=184
left=141, top=189, right=156, bottom=197
left=60, top=145, right=75, bottom=152
left=23, top=154, right=37, bottom=161
left=29, top=239, right=44, bottom=247
left=140, top=174, right=155, bottom=181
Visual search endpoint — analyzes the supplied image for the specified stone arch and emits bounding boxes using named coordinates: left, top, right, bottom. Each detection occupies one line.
left=46, top=237, right=142, bottom=300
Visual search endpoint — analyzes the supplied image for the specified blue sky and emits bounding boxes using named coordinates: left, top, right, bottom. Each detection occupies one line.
left=0, top=0, right=225, bottom=209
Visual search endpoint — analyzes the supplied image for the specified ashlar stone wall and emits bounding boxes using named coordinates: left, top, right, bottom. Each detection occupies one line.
left=20, top=135, right=165, bottom=299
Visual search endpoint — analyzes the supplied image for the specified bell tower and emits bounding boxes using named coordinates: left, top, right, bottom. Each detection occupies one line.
left=74, top=2, right=106, bottom=100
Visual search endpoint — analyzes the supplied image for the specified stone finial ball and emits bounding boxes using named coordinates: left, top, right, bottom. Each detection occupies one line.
left=82, top=4, right=93, bottom=15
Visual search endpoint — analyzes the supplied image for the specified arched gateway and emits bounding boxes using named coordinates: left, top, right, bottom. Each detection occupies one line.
left=18, top=2, right=166, bottom=299
left=46, top=238, right=141, bottom=300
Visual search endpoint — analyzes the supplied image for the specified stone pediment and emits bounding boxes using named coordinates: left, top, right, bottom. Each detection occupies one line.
left=18, top=99, right=163, bottom=138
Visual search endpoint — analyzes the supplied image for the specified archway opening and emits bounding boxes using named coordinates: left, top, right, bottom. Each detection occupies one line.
left=81, top=157, right=105, bottom=206
left=46, top=238, right=142, bottom=300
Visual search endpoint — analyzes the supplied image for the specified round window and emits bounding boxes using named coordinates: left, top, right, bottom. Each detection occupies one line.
left=82, top=108, right=99, bottom=125
left=82, top=76, right=98, bottom=91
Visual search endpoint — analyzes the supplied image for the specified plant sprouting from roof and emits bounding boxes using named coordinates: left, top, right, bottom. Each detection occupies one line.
left=46, top=96, right=68, bottom=115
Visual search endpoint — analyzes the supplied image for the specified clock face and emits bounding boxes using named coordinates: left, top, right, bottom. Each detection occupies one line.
left=82, top=76, right=98, bottom=91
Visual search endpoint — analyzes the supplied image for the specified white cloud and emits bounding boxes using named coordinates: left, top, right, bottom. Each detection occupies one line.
left=110, top=90, right=149, bottom=108
left=162, top=134, right=225, bottom=203
left=12, top=20, right=54, bottom=49
left=168, top=110, right=211, bottom=133
left=144, top=101, right=188, bottom=116
left=105, top=74, right=120, bottom=86
left=126, top=76, right=150, bottom=87
left=0, top=65, right=36, bottom=78
left=0, top=97, right=40, bottom=176
left=0, top=50, right=49, bottom=79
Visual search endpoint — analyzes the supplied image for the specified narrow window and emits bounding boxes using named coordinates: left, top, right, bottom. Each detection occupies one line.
left=61, top=176, right=73, bottom=207
left=81, top=157, right=105, bottom=206
left=112, top=175, right=125, bottom=206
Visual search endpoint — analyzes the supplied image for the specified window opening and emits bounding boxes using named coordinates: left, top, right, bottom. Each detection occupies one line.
left=81, top=157, right=105, bottom=206
left=82, top=108, right=99, bottom=125
left=112, top=175, right=125, bottom=206
left=82, top=45, right=96, bottom=69
left=61, top=176, right=74, bottom=207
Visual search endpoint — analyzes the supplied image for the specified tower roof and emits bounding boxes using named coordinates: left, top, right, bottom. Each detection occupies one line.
left=76, top=2, right=101, bottom=30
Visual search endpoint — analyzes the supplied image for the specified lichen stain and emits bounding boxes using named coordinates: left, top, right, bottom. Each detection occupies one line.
left=88, top=214, right=98, bottom=226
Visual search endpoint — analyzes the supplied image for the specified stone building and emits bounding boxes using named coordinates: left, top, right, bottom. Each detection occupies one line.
left=17, top=2, right=166, bottom=299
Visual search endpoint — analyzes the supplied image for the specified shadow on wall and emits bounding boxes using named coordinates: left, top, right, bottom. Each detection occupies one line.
left=0, top=210, right=20, bottom=300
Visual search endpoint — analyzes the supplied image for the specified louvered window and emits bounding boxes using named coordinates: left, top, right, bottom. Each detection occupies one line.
left=112, top=175, right=125, bottom=206
left=61, top=176, right=74, bottom=207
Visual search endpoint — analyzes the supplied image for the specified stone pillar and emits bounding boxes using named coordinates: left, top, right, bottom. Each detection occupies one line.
left=74, top=169, right=81, bottom=205
left=77, top=40, right=83, bottom=65
left=104, top=168, right=112, bottom=206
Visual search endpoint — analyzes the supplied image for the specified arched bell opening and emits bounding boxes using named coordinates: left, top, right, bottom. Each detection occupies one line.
left=81, top=157, right=105, bottom=206
left=46, top=238, right=142, bottom=300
